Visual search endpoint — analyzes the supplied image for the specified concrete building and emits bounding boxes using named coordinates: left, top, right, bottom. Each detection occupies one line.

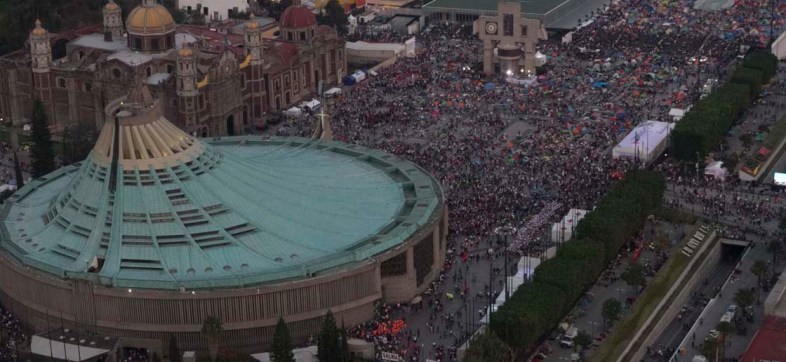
left=476, top=1, right=546, bottom=76
left=0, top=0, right=346, bottom=137
left=0, top=80, right=447, bottom=355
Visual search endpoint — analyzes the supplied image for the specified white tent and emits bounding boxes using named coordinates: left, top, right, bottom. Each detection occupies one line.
left=669, top=108, right=685, bottom=121
left=31, top=335, right=111, bottom=361
left=350, top=70, right=367, bottom=83
left=284, top=107, right=302, bottom=117
left=704, top=161, right=728, bottom=181
left=551, top=209, right=589, bottom=244
left=301, top=99, right=321, bottom=111
left=612, top=120, right=674, bottom=164
left=405, top=37, right=417, bottom=57
left=324, top=87, right=342, bottom=97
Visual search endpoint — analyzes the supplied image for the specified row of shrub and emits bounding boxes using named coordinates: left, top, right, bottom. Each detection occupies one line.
left=481, top=171, right=665, bottom=359
left=671, top=51, right=779, bottom=161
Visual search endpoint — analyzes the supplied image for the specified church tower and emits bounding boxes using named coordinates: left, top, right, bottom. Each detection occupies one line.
left=30, top=19, right=52, bottom=74
left=176, top=47, right=199, bottom=129
left=103, top=0, right=123, bottom=39
left=245, top=15, right=263, bottom=66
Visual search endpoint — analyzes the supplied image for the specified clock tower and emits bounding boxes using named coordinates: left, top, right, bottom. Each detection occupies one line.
left=477, top=1, right=545, bottom=76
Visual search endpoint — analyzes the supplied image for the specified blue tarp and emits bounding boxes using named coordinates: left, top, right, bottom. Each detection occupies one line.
left=484, top=82, right=496, bottom=90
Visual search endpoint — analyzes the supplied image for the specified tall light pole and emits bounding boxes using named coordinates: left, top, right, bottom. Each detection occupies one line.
left=495, top=225, right=517, bottom=302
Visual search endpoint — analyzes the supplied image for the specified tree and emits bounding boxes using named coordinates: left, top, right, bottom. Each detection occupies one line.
left=319, top=0, right=348, bottom=35
left=573, top=330, right=593, bottom=352
left=201, top=316, right=223, bottom=362
left=601, top=298, right=622, bottom=326
left=700, top=338, right=719, bottom=362
left=751, top=260, right=769, bottom=287
left=622, top=262, right=647, bottom=290
left=739, top=133, right=753, bottom=151
left=61, top=121, right=97, bottom=165
left=169, top=334, right=182, bottom=362
left=30, top=99, right=56, bottom=178
left=317, top=310, right=340, bottom=362
left=734, top=288, right=755, bottom=317
left=339, top=321, right=350, bottom=362
left=270, top=317, right=295, bottom=362
left=716, top=321, right=733, bottom=360
left=463, top=329, right=509, bottom=362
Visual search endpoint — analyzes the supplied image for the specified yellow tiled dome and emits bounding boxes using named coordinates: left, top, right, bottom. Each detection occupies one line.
left=178, top=47, right=193, bottom=57
left=31, top=19, right=47, bottom=36
left=127, top=3, right=175, bottom=35
left=104, top=0, right=119, bottom=11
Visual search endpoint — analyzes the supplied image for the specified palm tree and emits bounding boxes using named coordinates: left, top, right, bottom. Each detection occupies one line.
left=716, top=321, right=733, bottom=359
left=201, top=316, right=223, bottom=362
left=734, top=288, right=755, bottom=317
left=751, top=260, right=769, bottom=288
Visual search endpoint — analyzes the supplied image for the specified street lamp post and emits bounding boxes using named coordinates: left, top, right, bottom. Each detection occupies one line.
left=588, top=321, right=599, bottom=339
left=494, top=225, right=517, bottom=302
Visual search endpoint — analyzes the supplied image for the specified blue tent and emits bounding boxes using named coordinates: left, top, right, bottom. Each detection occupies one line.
left=592, top=81, right=608, bottom=89
left=484, top=82, right=496, bottom=90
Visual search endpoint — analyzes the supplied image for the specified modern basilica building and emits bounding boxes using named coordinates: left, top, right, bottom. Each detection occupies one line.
left=0, top=82, right=447, bottom=355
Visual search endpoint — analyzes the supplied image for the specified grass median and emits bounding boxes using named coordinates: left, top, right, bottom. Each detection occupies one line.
left=590, top=226, right=701, bottom=362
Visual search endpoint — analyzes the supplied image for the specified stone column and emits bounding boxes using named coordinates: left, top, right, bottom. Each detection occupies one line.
left=483, top=41, right=494, bottom=76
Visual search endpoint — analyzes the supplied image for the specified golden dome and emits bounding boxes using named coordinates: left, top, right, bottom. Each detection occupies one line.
left=247, top=21, right=259, bottom=30
left=178, top=47, right=193, bottom=57
left=31, top=19, right=47, bottom=36
left=104, top=0, right=119, bottom=11
left=127, top=3, right=176, bottom=35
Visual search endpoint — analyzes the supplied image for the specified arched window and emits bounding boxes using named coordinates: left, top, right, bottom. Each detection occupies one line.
left=146, top=66, right=152, bottom=77
left=112, top=68, right=122, bottom=79
left=167, top=64, right=174, bottom=73
left=56, top=77, right=67, bottom=88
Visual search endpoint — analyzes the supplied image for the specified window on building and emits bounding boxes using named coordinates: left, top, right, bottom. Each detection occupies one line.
left=503, top=13, right=514, bottom=36
left=300, top=32, right=306, bottom=41
left=151, top=38, right=160, bottom=51
left=56, top=77, right=67, bottom=88
left=135, top=38, right=142, bottom=50
left=83, top=82, right=92, bottom=92
left=381, top=253, right=407, bottom=277
left=113, top=68, right=122, bottom=78
left=146, top=66, right=152, bottom=77
left=414, top=233, right=435, bottom=285
left=521, top=25, right=528, bottom=37
left=287, top=32, right=293, bottom=41
left=167, top=64, right=174, bottom=73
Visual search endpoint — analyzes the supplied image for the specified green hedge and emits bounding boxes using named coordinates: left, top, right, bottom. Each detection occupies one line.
left=575, top=171, right=665, bottom=262
left=672, top=51, right=778, bottom=161
left=480, top=171, right=665, bottom=359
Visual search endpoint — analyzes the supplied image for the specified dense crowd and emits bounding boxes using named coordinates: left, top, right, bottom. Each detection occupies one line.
left=0, top=305, right=27, bottom=361
left=308, top=0, right=785, bottom=359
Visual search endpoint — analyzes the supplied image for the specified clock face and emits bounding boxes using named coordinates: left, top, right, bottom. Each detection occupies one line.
left=486, top=22, right=498, bottom=35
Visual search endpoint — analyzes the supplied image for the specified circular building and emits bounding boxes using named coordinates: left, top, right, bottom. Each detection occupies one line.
left=0, top=86, right=446, bottom=355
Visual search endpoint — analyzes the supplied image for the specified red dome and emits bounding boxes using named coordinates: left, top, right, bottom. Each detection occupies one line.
left=280, top=5, right=317, bottom=29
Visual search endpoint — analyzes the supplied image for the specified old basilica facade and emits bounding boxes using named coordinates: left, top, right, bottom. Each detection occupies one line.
left=0, top=0, right=346, bottom=137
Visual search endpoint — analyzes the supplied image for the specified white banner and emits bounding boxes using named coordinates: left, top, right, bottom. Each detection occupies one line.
left=381, top=351, right=401, bottom=361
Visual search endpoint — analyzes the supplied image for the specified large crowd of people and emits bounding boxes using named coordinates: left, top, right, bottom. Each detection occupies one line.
left=0, top=0, right=784, bottom=359
left=308, top=0, right=785, bottom=359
